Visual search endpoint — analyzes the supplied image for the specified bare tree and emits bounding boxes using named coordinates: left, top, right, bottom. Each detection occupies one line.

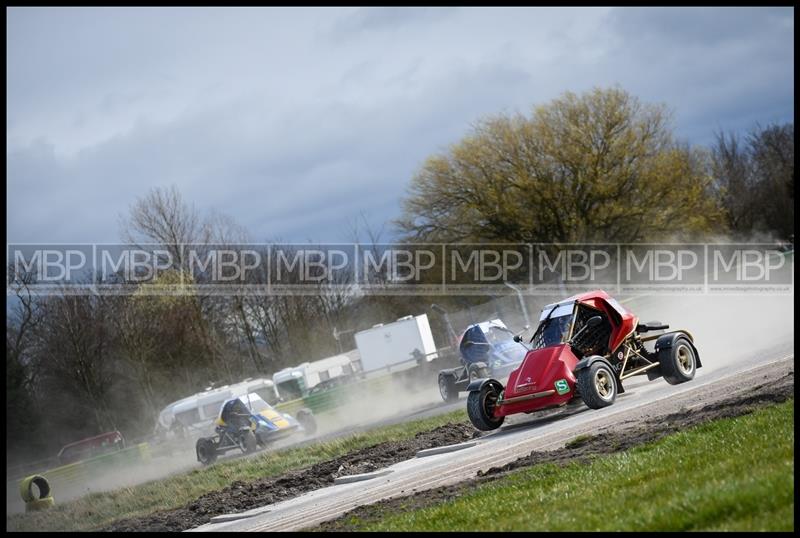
left=7, top=265, right=43, bottom=382
left=37, top=291, right=117, bottom=432
left=711, top=122, right=794, bottom=240
left=748, top=123, right=794, bottom=240
left=6, top=266, right=46, bottom=457
left=120, top=184, right=211, bottom=269
left=711, top=130, right=756, bottom=232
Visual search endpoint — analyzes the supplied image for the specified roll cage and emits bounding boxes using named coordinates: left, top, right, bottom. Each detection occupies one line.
left=528, top=291, right=699, bottom=388
left=529, top=300, right=613, bottom=357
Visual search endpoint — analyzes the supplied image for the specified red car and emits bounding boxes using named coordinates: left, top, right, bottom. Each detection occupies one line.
left=57, top=431, right=125, bottom=465
left=466, top=290, right=701, bottom=431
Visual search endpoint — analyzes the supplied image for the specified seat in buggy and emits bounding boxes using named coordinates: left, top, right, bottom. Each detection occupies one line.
left=571, top=305, right=613, bottom=357
left=220, top=398, right=252, bottom=429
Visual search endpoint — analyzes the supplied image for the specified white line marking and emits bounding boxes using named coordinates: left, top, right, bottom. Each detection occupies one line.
left=333, top=469, right=394, bottom=485
left=416, top=441, right=478, bottom=458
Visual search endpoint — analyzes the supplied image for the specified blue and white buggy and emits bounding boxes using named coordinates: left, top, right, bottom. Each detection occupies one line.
left=437, top=319, right=527, bottom=402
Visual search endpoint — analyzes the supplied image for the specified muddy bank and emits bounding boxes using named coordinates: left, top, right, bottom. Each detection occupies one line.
left=102, top=422, right=479, bottom=532
left=312, top=369, right=794, bottom=531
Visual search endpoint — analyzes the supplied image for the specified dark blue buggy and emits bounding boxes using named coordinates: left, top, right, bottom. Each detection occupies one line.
left=437, top=319, right=527, bottom=402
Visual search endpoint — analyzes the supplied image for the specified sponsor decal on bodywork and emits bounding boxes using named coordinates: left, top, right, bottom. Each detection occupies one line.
left=555, top=378, right=570, bottom=395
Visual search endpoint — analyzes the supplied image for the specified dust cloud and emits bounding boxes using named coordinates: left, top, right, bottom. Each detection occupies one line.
left=5, top=358, right=453, bottom=516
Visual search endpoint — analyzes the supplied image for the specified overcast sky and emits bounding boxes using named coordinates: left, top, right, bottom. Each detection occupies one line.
left=6, top=7, right=794, bottom=244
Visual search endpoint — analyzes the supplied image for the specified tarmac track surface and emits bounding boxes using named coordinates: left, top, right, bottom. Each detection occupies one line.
left=192, top=292, right=794, bottom=532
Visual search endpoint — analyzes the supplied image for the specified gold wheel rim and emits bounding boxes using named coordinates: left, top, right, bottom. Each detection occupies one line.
left=677, top=345, right=693, bottom=374
left=595, top=369, right=613, bottom=399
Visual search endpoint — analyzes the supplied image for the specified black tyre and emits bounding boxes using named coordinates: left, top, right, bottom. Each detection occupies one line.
left=239, top=430, right=258, bottom=454
left=576, top=362, right=617, bottom=409
left=660, top=337, right=697, bottom=385
left=196, top=437, right=218, bottom=465
left=438, top=372, right=459, bottom=403
left=296, top=408, right=318, bottom=436
left=468, top=364, right=490, bottom=383
left=467, top=383, right=505, bottom=431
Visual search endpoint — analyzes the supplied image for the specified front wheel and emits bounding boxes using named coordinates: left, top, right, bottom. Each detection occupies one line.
left=196, top=437, right=218, bottom=465
left=576, top=362, right=617, bottom=409
left=438, top=373, right=459, bottom=403
left=467, top=383, right=505, bottom=431
left=660, top=337, right=697, bottom=385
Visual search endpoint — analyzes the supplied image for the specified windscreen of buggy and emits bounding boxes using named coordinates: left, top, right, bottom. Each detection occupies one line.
left=241, top=394, right=271, bottom=414
left=485, top=325, right=514, bottom=343
left=531, top=303, right=575, bottom=349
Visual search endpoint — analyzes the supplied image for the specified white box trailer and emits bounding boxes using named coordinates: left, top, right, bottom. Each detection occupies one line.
left=354, top=314, right=438, bottom=374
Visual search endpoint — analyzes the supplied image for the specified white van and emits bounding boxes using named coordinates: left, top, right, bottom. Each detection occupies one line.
left=155, top=377, right=279, bottom=437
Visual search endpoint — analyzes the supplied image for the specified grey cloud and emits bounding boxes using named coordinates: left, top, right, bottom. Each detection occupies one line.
left=6, top=7, right=794, bottom=244
left=329, top=7, right=458, bottom=39
left=7, top=57, right=538, bottom=244
left=599, top=7, right=793, bottom=144
left=608, top=7, right=791, bottom=46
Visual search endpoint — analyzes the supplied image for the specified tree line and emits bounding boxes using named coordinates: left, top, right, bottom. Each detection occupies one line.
left=6, top=87, right=793, bottom=464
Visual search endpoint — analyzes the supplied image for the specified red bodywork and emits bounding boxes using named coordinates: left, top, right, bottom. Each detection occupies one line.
left=57, top=430, right=125, bottom=465
left=494, top=290, right=638, bottom=418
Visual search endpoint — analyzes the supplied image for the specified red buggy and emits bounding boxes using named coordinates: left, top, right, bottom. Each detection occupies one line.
left=466, top=290, right=701, bottom=431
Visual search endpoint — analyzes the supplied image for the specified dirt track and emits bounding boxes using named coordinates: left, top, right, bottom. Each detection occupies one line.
left=312, top=366, right=794, bottom=531
left=102, top=422, right=480, bottom=532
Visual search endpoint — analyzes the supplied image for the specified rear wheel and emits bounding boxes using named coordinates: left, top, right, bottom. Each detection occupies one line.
left=239, top=430, right=258, bottom=454
left=467, top=383, right=505, bottom=431
left=660, top=337, right=697, bottom=385
left=576, top=362, right=617, bottom=409
left=196, top=437, right=218, bottom=465
left=438, top=372, right=459, bottom=403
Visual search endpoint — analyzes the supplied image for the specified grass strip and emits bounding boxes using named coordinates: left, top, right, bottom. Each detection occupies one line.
left=331, top=400, right=794, bottom=532
left=6, top=408, right=467, bottom=532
